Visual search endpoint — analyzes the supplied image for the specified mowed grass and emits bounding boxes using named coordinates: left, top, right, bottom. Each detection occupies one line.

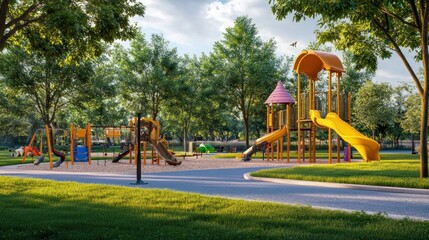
left=1, top=176, right=428, bottom=240
left=251, top=154, right=429, bottom=189
left=0, top=149, right=27, bottom=166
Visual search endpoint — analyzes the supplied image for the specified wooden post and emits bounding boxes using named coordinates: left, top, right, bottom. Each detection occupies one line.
left=310, top=80, right=316, bottom=163
left=22, top=132, right=37, bottom=163
left=70, top=124, right=75, bottom=165
left=336, top=73, right=341, bottom=163
left=151, top=146, right=154, bottom=164
left=328, top=71, right=332, bottom=164
left=86, top=124, right=92, bottom=165
left=45, top=125, right=53, bottom=170
left=143, top=141, right=147, bottom=165
left=297, top=74, right=301, bottom=163
left=348, top=92, right=352, bottom=162
left=287, top=105, right=291, bottom=163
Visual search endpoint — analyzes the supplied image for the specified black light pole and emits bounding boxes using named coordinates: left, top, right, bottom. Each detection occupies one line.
left=132, top=112, right=147, bottom=185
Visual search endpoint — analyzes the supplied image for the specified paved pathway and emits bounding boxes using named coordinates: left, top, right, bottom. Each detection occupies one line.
left=1, top=165, right=428, bottom=221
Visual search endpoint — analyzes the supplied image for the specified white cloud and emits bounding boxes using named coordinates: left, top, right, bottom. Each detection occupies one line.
left=374, top=53, right=420, bottom=86
left=134, top=0, right=420, bottom=86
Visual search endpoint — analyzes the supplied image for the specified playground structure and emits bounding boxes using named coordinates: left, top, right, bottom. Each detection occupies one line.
left=243, top=50, right=380, bottom=163
left=110, top=117, right=181, bottom=166
left=295, top=50, right=380, bottom=163
left=242, top=81, right=295, bottom=161
left=22, top=126, right=67, bottom=169
left=22, top=118, right=180, bottom=170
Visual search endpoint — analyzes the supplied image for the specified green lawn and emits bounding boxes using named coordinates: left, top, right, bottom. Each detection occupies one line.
left=251, top=154, right=429, bottom=189
left=0, top=149, right=28, bottom=166
left=0, top=176, right=428, bottom=240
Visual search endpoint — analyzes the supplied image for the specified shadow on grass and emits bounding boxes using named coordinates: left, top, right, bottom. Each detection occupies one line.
left=1, top=177, right=428, bottom=240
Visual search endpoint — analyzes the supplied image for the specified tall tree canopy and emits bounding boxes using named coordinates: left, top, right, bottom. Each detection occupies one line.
left=269, top=0, right=429, bottom=177
left=0, top=0, right=145, bottom=61
left=212, top=16, right=279, bottom=148
left=115, top=33, right=179, bottom=120
left=0, top=45, right=95, bottom=127
left=401, top=91, right=421, bottom=153
left=354, top=81, right=394, bottom=140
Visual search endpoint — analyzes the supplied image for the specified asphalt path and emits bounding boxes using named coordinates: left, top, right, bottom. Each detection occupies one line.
left=1, top=165, right=428, bottom=221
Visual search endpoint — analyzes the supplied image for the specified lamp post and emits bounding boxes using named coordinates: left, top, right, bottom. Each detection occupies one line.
left=131, top=111, right=147, bottom=185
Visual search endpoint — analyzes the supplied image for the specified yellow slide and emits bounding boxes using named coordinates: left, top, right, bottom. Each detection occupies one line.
left=242, top=127, right=287, bottom=161
left=309, top=110, right=380, bottom=161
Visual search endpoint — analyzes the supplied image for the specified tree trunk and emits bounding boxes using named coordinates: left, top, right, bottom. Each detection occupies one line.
left=420, top=91, right=429, bottom=178
left=183, top=126, right=187, bottom=152
left=411, top=134, right=416, bottom=154
left=243, top=115, right=250, bottom=148
left=419, top=0, right=429, bottom=178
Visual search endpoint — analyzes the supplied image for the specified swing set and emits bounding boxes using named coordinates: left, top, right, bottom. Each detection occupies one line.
left=23, top=117, right=181, bottom=171
left=22, top=125, right=67, bottom=170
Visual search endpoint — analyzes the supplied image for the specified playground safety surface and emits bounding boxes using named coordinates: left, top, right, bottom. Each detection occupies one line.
left=17, top=155, right=300, bottom=174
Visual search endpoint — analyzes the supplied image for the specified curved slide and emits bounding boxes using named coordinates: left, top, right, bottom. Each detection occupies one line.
left=309, top=110, right=380, bottom=161
left=149, top=139, right=182, bottom=166
left=242, top=127, right=287, bottom=161
left=33, top=148, right=66, bottom=167
left=52, top=149, right=66, bottom=167
left=112, top=146, right=132, bottom=163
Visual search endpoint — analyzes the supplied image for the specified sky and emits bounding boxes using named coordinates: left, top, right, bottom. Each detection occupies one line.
left=133, top=0, right=419, bottom=86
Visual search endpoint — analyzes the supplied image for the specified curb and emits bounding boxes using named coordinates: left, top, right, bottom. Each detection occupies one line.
left=243, top=173, right=429, bottom=195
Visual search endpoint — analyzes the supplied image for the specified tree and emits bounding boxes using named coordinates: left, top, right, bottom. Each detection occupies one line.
left=269, top=0, right=429, bottom=177
left=116, top=33, right=179, bottom=120
left=58, top=52, right=126, bottom=128
left=212, top=16, right=279, bottom=148
left=401, top=93, right=421, bottom=153
left=195, top=54, right=242, bottom=141
left=388, top=84, right=409, bottom=148
left=0, top=45, right=95, bottom=128
left=0, top=81, right=35, bottom=144
left=162, top=54, right=202, bottom=150
left=341, top=51, right=374, bottom=96
left=0, top=0, right=144, bottom=61
left=354, top=81, right=394, bottom=141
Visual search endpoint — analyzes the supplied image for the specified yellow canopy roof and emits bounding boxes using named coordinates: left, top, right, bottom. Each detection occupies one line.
left=293, top=50, right=344, bottom=80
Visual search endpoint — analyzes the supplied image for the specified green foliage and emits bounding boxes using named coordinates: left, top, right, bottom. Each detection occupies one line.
left=1, top=176, right=429, bottom=239
left=0, top=75, right=42, bottom=138
left=161, top=54, right=202, bottom=147
left=341, top=51, right=374, bottom=96
left=354, top=81, right=394, bottom=139
left=401, top=93, right=420, bottom=134
left=212, top=16, right=280, bottom=147
left=58, top=50, right=127, bottom=127
left=385, top=84, right=409, bottom=147
left=115, top=32, right=179, bottom=119
left=269, top=0, right=417, bottom=71
left=1, top=0, right=145, bottom=62
left=0, top=45, right=96, bottom=126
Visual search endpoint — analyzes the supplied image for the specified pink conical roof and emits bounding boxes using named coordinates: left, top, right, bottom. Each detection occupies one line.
left=265, top=81, right=295, bottom=105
